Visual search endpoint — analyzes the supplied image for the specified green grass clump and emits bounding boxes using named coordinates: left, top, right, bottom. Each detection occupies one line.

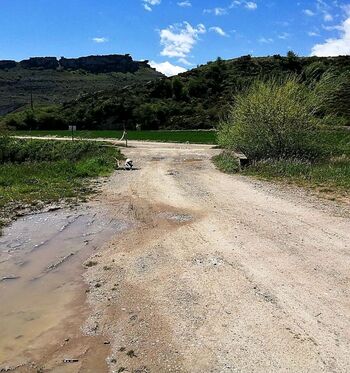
left=213, top=152, right=240, bottom=173
left=13, top=130, right=217, bottom=144
left=0, top=138, right=122, bottom=230
left=244, top=157, right=350, bottom=195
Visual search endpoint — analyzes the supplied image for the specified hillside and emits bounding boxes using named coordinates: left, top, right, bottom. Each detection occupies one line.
left=2, top=54, right=350, bottom=130
left=0, top=54, right=163, bottom=115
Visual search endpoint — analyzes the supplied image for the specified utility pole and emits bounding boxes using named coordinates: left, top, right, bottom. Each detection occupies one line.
left=30, top=83, right=34, bottom=111
left=29, top=75, right=34, bottom=112
left=29, top=77, right=34, bottom=139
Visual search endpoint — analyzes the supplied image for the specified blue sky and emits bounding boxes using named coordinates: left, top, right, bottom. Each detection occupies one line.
left=0, top=0, right=349, bottom=75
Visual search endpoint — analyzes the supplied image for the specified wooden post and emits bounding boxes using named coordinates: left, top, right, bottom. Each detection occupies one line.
left=29, top=77, right=33, bottom=141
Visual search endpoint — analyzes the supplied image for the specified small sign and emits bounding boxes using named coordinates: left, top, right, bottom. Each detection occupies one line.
left=68, top=125, right=77, bottom=131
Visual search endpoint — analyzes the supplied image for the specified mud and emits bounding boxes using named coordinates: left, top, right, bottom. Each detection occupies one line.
left=0, top=205, right=131, bottom=369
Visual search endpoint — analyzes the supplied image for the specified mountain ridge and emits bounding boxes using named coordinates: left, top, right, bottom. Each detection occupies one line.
left=0, top=54, right=163, bottom=115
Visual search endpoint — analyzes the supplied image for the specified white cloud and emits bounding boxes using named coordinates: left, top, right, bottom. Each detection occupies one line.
left=92, top=37, right=108, bottom=43
left=230, top=1, right=257, bottom=11
left=203, top=7, right=228, bottom=16
left=245, top=2, right=257, bottom=10
left=311, top=16, right=350, bottom=56
left=203, top=1, right=257, bottom=17
left=303, top=9, right=315, bottom=16
left=209, top=26, right=228, bottom=37
left=150, top=61, right=187, bottom=76
left=303, top=1, right=334, bottom=22
left=259, top=37, right=274, bottom=44
left=308, top=31, right=320, bottom=37
left=142, top=0, right=161, bottom=11
left=278, top=32, right=290, bottom=40
left=159, top=22, right=206, bottom=58
left=177, top=0, right=191, bottom=7
left=316, top=0, right=334, bottom=22
left=324, top=13, right=333, bottom=22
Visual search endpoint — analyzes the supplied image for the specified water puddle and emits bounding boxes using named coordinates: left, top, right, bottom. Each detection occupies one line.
left=0, top=205, right=130, bottom=367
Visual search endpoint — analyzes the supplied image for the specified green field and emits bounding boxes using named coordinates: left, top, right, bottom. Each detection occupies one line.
left=13, top=130, right=217, bottom=144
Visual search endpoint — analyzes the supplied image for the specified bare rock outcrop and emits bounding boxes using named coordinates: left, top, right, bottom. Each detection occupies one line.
left=20, top=57, right=59, bottom=70
left=0, top=60, right=17, bottom=69
left=0, top=54, right=152, bottom=74
left=59, top=54, right=142, bottom=73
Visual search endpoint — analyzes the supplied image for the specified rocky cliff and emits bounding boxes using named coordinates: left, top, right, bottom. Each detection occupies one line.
left=0, top=60, right=17, bottom=69
left=59, top=54, right=146, bottom=73
left=0, top=54, right=153, bottom=74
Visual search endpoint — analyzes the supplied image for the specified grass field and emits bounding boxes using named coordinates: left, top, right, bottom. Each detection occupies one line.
left=13, top=130, right=217, bottom=144
left=214, top=128, right=350, bottom=201
left=0, top=138, right=122, bottom=232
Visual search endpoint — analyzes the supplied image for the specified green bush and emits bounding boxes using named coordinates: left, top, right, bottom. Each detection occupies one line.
left=217, top=77, right=322, bottom=161
left=313, top=71, right=350, bottom=123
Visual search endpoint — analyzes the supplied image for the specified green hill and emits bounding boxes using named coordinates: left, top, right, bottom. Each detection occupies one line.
left=1, top=54, right=350, bottom=130
left=0, top=54, right=163, bottom=115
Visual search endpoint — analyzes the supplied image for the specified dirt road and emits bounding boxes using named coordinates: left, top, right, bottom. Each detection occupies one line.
left=4, top=141, right=350, bottom=372
left=75, top=141, right=349, bottom=373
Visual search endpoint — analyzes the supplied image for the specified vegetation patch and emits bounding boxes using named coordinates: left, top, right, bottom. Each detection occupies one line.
left=212, top=152, right=240, bottom=174
left=217, top=77, right=322, bottom=161
left=0, top=138, right=123, bottom=232
left=216, top=75, right=350, bottom=201
left=244, top=156, right=350, bottom=200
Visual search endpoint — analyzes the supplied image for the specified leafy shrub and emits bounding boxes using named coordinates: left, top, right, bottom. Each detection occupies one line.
left=313, top=71, right=350, bottom=123
left=217, top=77, right=322, bottom=161
left=303, top=61, right=327, bottom=83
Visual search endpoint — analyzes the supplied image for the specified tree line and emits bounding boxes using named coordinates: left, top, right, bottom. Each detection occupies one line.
left=2, top=53, right=350, bottom=131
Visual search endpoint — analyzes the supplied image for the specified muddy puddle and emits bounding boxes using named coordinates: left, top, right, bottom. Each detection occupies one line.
left=0, top=205, right=130, bottom=367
